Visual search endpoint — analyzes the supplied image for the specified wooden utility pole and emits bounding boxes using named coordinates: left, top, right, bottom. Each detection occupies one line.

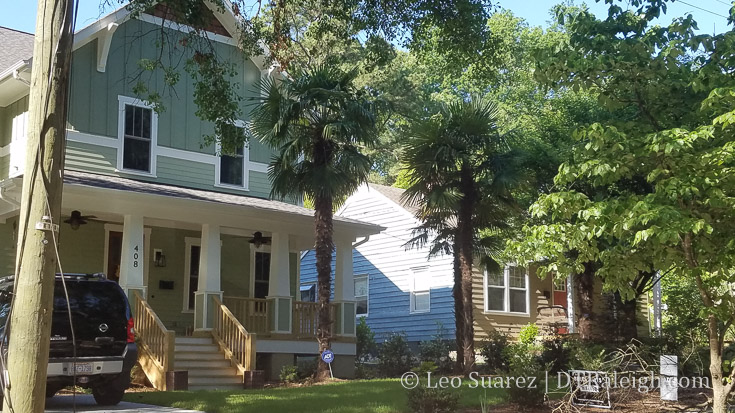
left=3, top=0, right=74, bottom=411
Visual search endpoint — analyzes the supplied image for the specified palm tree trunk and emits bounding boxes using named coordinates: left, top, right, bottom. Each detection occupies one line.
left=314, top=194, right=334, bottom=381
left=458, top=166, right=476, bottom=376
left=452, top=253, right=465, bottom=373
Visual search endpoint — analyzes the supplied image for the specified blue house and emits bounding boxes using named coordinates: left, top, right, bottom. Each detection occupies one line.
left=300, top=184, right=455, bottom=346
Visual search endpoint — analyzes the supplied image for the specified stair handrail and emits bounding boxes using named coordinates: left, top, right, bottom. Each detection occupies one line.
left=212, top=295, right=256, bottom=374
left=133, top=291, right=175, bottom=376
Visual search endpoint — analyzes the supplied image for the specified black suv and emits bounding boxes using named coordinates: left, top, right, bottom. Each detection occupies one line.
left=0, top=273, right=137, bottom=405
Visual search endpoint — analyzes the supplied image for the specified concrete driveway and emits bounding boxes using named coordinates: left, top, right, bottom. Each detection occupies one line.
left=45, top=395, right=202, bottom=413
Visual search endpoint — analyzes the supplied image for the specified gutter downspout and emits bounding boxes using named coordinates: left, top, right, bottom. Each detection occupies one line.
left=352, top=236, right=370, bottom=248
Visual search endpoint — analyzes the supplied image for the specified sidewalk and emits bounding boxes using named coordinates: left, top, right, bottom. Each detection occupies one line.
left=45, top=395, right=202, bottom=413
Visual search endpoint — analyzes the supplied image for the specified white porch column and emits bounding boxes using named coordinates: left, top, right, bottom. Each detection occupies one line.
left=194, top=224, right=223, bottom=331
left=267, top=232, right=292, bottom=333
left=566, top=276, right=576, bottom=334
left=334, top=237, right=356, bottom=336
left=119, top=215, right=146, bottom=300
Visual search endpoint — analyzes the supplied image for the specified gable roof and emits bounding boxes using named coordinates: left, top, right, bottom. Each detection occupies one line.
left=368, top=183, right=419, bottom=216
left=0, top=27, right=34, bottom=74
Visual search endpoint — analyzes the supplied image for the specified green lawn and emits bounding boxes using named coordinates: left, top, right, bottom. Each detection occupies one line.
left=123, top=379, right=508, bottom=413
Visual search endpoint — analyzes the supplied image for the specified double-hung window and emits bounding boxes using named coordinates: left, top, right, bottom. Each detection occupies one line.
left=354, top=275, right=368, bottom=316
left=216, top=122, right=249, bottom=190
left=485, top=265, right=529, bottom=315
left=410, top=267, right=431, bottom=313
left=118, top=96, right=157, bottom=174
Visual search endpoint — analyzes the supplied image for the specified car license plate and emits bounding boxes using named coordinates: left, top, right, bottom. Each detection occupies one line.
left=74, top=363, right=92, bottom=374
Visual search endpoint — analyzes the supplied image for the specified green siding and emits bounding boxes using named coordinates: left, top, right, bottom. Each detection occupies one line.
left=0, top=96, right=29, bottom=145
left=57, top=220, right=107, bottom=273
left=249, top=171, right=270, bottom=199
left=67, top=18, right=259, bottom=155
left=0, top=156, right=8, bottom=181
left=249, top=141, right=272, bottom=163
left=0, top=218, right=18, bottom=275
left=221, top=235, right=250, bottom=298
left=146, top=226, right=199, bottom=333
left=156, top=156, right=215, bottom=188
left=65, top=141, right=117, bottom=175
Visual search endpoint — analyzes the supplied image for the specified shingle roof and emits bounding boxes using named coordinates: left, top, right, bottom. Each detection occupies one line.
left=64, top=170, right=378, bottom=229
left=368, top=183, right=419, bottom=216
left=0, top=27, right=34, bottom=74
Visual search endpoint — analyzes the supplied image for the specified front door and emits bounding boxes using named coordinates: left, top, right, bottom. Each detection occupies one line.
left=106, top=231, right=123, bottom=282
left=185, top=244, right=201, bottom=311
left=553, top=278, right=569, bottom=334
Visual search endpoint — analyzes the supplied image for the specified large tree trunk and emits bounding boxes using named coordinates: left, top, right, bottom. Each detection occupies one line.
left=612, top=292, right=639, bottom=341
left=314, top=194, right=334, bottom=381
left=457, top=165, right=476, bottom=376
left=3, top=0, right=74, bottom=411
left=452, top=252, right=465, bottom=373
left=706, top=313, right=731, bottom=413
left=574, top=263, right=597, bottom=340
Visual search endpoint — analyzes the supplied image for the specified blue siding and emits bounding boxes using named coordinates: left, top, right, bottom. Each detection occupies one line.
left=300, top=249, right=455, bottom=344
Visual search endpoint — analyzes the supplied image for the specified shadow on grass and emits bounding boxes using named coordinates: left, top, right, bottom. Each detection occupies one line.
left=124, top=379, right=508, bottom=413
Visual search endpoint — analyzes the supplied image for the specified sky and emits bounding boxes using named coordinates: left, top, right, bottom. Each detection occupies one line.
left=0, top=0, right=732, bottom=36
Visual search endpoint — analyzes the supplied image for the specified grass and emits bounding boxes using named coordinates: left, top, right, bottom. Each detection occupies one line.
left=122, top=379, right=509, bottom=413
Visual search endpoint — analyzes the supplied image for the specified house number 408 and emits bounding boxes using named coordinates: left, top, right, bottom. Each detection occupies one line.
left=133, top=245, right=140, bottom=268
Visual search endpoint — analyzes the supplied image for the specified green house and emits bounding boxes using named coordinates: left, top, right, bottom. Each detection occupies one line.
left=0, top=3, right=380, bottom=390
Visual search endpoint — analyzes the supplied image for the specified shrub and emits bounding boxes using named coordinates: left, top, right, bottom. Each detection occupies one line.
left=540, top=336, right=570, bottom=374
left=406, top=384, right=460, bottom=413
left=356, top=363, right=378, bottom=379
left=418, top=323, right=453, bottom=373
left=378, top=332, right=415, bottom=377
left=357, top=317, right=377, bottom=363
left=296, top=357, right=317, bottom=379
left=518, top=323, right=540, bottom=345
left=279, top=365, right=299, bottom=383
left=479, top=330, right=509, bottom=373
left=416, top=361, right=438, bottom=374
left=567, top=341, right=608, bottom=371
left=505, top=343, right=545, bottom=407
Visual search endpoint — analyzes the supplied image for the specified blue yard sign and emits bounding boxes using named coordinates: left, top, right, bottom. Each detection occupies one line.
left=321, top=349, right=335, bottom=379
left=321, top=349, right=335, bottom=364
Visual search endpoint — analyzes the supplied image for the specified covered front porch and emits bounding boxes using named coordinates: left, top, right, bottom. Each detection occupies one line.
left=0, top=170, right=381, bottom=389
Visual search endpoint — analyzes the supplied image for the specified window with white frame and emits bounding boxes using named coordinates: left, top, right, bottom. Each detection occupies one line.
left=118, top=96, right=157, bottom=174
left=215, top=123, right=249, bottom=189
left=485, top=265, right=529, bottom=314
left=354, top=275, right=368, bottom=316
left=300, top=283, right=316, bottom=302
left=410, top=267, right=431, bottom=313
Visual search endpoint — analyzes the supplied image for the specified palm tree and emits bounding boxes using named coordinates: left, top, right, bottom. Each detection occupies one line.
left=402, top=97, right=522, bottom=375
left=250, top=65, right=378, bottom=380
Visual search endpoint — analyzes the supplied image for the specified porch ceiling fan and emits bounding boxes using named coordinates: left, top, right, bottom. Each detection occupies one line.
left=63, top=210, right=98, bottom=230
left=249, top=231, right=271, bottom=248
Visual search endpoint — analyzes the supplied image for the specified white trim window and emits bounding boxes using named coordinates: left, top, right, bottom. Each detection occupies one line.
left=354, top=274, right=368, bottom=316
left=215, top=121, right=249, bottom=191
left=249, top=245, right=271, bottom=299
left=485, top=265, right=529, bottom=315
left=410, top=267, right=431, bottom=314
left=117, top=96, right=157, bottom=175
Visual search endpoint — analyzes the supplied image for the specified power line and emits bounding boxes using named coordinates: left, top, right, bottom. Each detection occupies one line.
left=710, top=0, right=732, bottom=7
left=677, top=0, right=730, bottom=18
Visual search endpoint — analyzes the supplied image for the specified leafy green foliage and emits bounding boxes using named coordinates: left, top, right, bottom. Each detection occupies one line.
left=418, top=324, right=454, bottom=373
left=517, top=323, right=539, bottom=345
left=279, top=365, right=299, bottom=383
left=504, top=343, right=545, bottom=407
left=478, top=330, right=509, bottom=374
left=378, top=333, right=416, bottom=377
left=357, top=317, right=377, bottom=363
left=406, top=384, right=460, bottom=413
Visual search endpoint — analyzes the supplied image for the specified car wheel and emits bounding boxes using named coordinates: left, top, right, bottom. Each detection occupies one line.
left=91, top=384, right=125, bottom=406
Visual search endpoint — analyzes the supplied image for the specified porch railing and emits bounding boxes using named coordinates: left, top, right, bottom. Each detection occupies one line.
left=133, top=291, right=175, bottom=390
left=293, top=301, right=337, bottom=337
left=223, top=296, right=270, bottom=334
left=212, top=296, right=256, bottom=373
